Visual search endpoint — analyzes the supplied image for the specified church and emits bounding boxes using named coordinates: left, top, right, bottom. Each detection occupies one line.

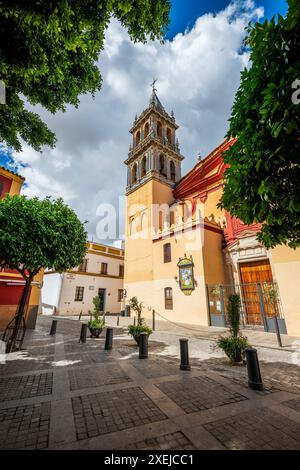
left=123, top=87, right=300, bottom=337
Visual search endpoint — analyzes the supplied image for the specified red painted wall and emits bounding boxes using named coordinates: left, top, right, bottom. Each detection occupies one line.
left=0, top=284, right=23, bottom=305
left=0, top=175, right=12, bottom=198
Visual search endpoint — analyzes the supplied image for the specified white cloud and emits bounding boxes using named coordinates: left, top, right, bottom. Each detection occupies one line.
left=11, top=0, right=264, bottom=243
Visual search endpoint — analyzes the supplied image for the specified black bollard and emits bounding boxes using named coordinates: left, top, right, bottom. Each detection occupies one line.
left=179, top=338, right=191, bottom=371
left=152, top=310, right=155, bottom=331
left=79, top=323, right=87, bottom=343
left=49, top=319, right=57, bottom=335
left=104, top=327, right=113, bottom=350
left=245, top=348, right=263, bottom=390
left=117, top=313, right=120, bottom=326
left=139, top=333, right=148, bottom=359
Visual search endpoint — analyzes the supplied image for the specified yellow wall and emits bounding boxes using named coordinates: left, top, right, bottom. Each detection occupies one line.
left=271, top=246, right=300, bottom=336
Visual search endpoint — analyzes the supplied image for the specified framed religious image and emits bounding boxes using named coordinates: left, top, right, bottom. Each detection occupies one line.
left=177, top=255, right=195, bottom=296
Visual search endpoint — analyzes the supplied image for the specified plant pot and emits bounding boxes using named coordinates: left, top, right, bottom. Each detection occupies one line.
left=226, top=351, right=242, bottom=363
left=133, top=333, right=150, bottom=346
left=88, top=327, right=103, bottom=338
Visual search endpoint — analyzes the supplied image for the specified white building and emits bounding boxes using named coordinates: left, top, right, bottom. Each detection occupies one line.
left=41, top=241, right=125, bottom=316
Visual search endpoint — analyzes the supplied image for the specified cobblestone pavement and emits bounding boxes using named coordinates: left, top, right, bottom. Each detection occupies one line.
left=0, top=315, right=299, bottom=450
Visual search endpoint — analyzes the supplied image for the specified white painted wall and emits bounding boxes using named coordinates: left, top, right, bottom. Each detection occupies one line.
left=41, top=273, right=63, bottom=315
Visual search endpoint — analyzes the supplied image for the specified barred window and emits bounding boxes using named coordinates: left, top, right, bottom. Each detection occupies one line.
left=101, top=262, right=108, bottom=275
left=119, top=264, right=124, bottom=277
left=78, top=258, right=88, bottom=272
left=118, top=289, right=123, bottom=302
left=75, top=286, right=84, bottom=302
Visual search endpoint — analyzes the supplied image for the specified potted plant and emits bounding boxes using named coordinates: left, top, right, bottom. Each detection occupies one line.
left=216, top=294, right=250, bottom=363
left=87, top=296, right=105, bottom=338
left=127, top=296, right=153, bottom=345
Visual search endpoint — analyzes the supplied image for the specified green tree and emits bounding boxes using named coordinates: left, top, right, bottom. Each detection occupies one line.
left=0, top=195, right=87, bottom=352
left=0, top=0, right=170, bottom=151
left=219, top=0, right=300, bottom=249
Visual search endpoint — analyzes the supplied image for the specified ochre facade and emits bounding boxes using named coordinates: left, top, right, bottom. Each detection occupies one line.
left=124, top=92, right=300, bottom=336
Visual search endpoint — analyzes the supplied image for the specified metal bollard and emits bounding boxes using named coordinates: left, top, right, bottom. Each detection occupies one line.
left=179, top=338, right=191, bottom=371
left=117, top=313, right=120, bottom=326
left=273, top=316, right=282, bottom=348
left=139, top=333, right=148, bottom=359
left=49, top=319, right=57, bottom=335
left=245, top=348, right=263, bottom=390
left=104, top=327, right=113, bottom=350
left=152, top=310, right=155, bottom=331
left=79, top=323, right=87, bottom=343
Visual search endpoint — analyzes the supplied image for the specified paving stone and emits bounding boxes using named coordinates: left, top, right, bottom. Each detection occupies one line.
left=0, top=402, right=51, bottom=450
left=130, top=358, right=179, bottom=379
left=72, top=387, right=166, bottom=439
left=282, top=397, right=300, bottom=413
left=126, top=431, right=196, bottom=450
left=156, top=376, right=247, bottom=413
left=204, top=408, right=300, bottom=450
left=0, top=373, right=53, bottom=401
left=0, top=356, right=55, bottom=376
left=64, top=351, right=114, bottom=365
left=68, top=364, right=132, bottom=390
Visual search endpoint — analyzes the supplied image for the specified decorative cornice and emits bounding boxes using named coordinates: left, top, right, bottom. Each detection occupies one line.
left=0, top=166, right=25, bottom=183
left=173, top=138, right=236, bottom=199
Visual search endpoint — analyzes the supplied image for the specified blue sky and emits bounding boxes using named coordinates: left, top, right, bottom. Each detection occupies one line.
left=0, top=0, right=290, bottom=242
left=166, top=0, right=288, bottom=38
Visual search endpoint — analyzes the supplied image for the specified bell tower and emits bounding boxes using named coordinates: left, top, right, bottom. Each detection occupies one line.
left=125, top=81, right=184, bottom=194
left=124, top=83, right=184, bottom=298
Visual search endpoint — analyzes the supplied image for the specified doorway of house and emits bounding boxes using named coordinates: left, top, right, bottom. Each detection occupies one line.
left=239, top=259, right=273, bottom=325
left=98, top=288, right=106, bottom=312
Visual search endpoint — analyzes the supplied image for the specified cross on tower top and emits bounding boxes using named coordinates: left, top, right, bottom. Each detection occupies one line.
left=150, top=78, right=158, bottom=92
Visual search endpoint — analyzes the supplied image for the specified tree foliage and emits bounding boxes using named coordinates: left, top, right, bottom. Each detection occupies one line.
left=0, top=0, right=170, bottom=151
left=219, top=0, right=300, bottom=249
left=0, top=195, right=87, bottom=280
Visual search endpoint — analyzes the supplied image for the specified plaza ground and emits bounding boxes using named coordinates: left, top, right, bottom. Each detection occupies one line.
left=0, top=315, right=300, bottom=450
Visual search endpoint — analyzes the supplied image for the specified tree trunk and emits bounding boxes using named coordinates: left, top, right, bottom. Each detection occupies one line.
left=6, top=278, right=32, bottom=353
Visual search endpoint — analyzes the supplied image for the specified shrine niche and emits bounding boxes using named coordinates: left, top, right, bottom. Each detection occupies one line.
left=177, top=255, right=195, bottom=296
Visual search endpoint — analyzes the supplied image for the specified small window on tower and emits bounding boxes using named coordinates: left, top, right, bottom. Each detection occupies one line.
left=164, top=287, right=173, bottom=310
left=170, top=161, right=176, bottom=182
left=163, top=243, right=171, bottom=263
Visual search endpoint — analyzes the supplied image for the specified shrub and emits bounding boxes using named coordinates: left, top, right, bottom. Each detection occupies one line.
left=88, top=295, right=105, bottom=329
left=216, top=335, right=250, bottom=363
left=128, top=296, right=144, bottom=325
left=227, top=294, right=241, bottom=337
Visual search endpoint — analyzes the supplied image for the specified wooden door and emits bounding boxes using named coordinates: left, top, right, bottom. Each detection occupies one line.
left=239, top=260, right=273, bottom=325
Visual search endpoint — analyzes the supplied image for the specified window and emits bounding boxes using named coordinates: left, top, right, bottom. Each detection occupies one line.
left=118, top=289, right=123, bottom=302
left=101, top=262, right=108, bottom=275
left=132, top=163, right=138, bottom=184
left=164, top=243, right=171, bottom=263
left=144, top=122, right=149, bottom=138
left=119, top=264, right=124, bottom=277
left=136, top=130, right=141, bottom=145
left=141, top=156, right=147, bottom=177
left=159, top=154, right=166, bottom=176
left=166, top=127, right=172, bottom=144
left=165, top=287, right=173, bottom=310
left=78, top=258, right=88, bottom=272
left=75, top=286, right=84, bottom=301
left=157, top=121, right=162, bottom=139
left=170, top=160, right=176, bottom=182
